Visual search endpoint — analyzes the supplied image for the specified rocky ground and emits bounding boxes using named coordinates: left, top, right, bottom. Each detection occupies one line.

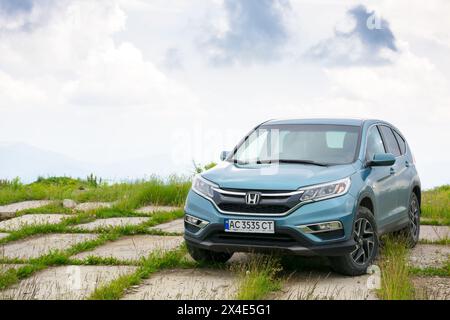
left=0, top=200, right=448, bottom=300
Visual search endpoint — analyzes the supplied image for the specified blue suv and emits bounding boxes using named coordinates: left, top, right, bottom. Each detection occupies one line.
left=184, top=119, right=421, bottom=275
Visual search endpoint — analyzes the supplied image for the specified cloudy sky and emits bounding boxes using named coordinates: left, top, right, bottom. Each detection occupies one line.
left=0, top=0, right=449, bottom=188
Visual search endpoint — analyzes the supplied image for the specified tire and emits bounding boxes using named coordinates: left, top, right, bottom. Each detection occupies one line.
left=187, top=243, right=233, bottom=264
left=329, top=206, right=379, bottom=276
left=394, top=193, right=420, bottom=248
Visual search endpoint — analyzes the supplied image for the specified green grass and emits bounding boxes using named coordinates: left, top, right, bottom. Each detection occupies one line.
left=410, top=257, right=450, bottom=277
left=378, top=236, right=415, bottom=300
left=89, top=246, right=194, bottom=300
left=422, top=185, right=450, bottom=225
left=16, top=201, right=74, bottom=215
left=233, top=254, right=282, bottom=300
left=0, top=175, right=191, bottom=208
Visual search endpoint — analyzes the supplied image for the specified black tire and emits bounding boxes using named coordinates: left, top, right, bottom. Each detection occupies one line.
left=187, top=243, right=233, bottom=264
left=394, top=193, right=420, bottom=248
left=329, top=206, right=379, bottom=276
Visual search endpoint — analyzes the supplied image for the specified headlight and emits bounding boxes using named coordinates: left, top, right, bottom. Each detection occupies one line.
left=299, top=177, right=351, bottom=202
left=192, top=175, right=217, bottom=199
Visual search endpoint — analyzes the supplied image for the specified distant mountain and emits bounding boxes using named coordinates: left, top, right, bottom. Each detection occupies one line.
left=0, top=142, right=192, bottom=183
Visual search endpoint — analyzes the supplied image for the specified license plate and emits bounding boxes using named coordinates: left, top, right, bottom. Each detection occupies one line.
left=224, top=219, right=275, bottom=234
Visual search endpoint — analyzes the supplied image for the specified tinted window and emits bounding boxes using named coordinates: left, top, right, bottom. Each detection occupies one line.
left=366, top=126, right=386, bottom=161
left=379, top=126, right=401, bottom=156
left=393, top=131, right=406, bottom=155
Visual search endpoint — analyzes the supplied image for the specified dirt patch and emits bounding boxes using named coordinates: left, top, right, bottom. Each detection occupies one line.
left=72, top=235, right=184, bottom=262
left=409, top=244, right=450, bottom=268
left=0, top=233, right=99, bottom=259
left=412, top=276, right=450, bottom=300
left=0, top=214, right=71, bottom=231
left=122, top=268, right=238, bottom=300
left=0, top=265, right=137, bottom=300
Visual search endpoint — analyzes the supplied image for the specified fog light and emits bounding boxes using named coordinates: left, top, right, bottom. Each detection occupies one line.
left=298, top=221, right=343, bottom=234
left=185, top=214, right=209, bottom=229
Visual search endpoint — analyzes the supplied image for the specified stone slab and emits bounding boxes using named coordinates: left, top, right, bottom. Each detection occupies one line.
left=149, top=219, right=184, bottom=234
left=74, top=202, right=113, bottom=212
left=122, top=268, right=238, bottom=300
left=0, top=233, right=99, bottom=260
left=270, top=271, right=378, bottom=300
left=0, top=214, right=71, bottom=231
left=0, top=265, right=137, bottom=300
left=74, top=217, right=150, bottom=231
left=0, top=201, right=54, bottom=219
left=135, top=205, right=180, bottom=214
left=420, top=225, right=450, bottom=242
left=409, top=244, right=450, bottom=268
left=72, top=235, right=184, bottom=262
left=412, top=276, right=450, bottom=300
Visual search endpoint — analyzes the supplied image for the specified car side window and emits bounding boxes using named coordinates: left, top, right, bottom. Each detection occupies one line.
left=379, top=126, right=401, bottom=157
left=393, top=131, right=406, bottom=155
left=366, top=126, right=386, bottom=161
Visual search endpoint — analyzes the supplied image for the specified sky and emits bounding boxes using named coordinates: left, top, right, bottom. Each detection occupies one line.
left=0, top=0, right=449, bottom=188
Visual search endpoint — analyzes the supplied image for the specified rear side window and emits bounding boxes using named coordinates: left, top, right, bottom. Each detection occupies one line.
left=379, top=126, right=401, bottom=157
left=366, top=126, right=386, bottom=161
left=393, top=131, right=406, bottom=155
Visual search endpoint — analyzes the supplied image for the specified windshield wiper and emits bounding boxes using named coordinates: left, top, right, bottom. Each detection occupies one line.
left=277, top=159, right=329, bottom=167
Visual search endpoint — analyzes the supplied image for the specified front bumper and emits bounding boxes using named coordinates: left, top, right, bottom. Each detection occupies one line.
left=184, top=190, right=357, bottom=257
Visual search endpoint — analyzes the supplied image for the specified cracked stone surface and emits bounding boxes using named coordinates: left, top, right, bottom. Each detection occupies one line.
left=0, top=233, right=99, bottom=259
left=409, top=244, right=450, bottom=268
left=122, top=269, right=238, bottom=300
left=74, top=202, right=113, bottom=212
left=270, top=271, right=378, bottom=300
left=0, top=233, right=9, bottom=240
left=73, top=217, right=150, bottom=231
left=0, top=201, right=54, bottom=219
left=0, top=265, right=137, bottom=300
left=149, top=219, right=184, bottom=234
left=420, top=225, right=450, bottom=242
left=412, top=276, right=450, bottom=300
left=0, top=214, right=71, bottom=231
left=72, top=235, right=184, bottom=261
left=135, top=205, right=180, bottom=214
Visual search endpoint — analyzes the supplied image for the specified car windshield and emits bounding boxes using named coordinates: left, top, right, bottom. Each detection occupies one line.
left=230, top=124, right=361, bottom=165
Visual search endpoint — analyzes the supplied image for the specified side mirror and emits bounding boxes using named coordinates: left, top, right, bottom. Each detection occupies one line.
left=368, top=153, right=396, bottom=167
left=220, top=151, right=230, bottom=161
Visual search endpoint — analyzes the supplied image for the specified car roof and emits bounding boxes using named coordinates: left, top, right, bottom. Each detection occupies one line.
left=263, top=118, right=368, bottom=126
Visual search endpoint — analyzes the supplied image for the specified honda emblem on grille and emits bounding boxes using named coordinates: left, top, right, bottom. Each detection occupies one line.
left=245, top=192, right=261, bottom=205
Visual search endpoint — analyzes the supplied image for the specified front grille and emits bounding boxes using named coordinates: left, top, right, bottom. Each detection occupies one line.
left=218, top=203, right=291, bottom=214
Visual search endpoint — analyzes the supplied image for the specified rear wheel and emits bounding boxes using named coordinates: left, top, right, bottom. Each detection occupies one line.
left=394, top=193, right=420, bottom=248
left=329, top=207, right=379, bottom=276
left=187, top=243, right=233, bottom=264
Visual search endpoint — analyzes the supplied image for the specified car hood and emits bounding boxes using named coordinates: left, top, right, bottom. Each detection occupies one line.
left=202, top=162, right=357, bottom=191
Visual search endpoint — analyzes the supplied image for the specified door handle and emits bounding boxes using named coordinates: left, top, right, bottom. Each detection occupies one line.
left=390, top=167, right=396, bottom=175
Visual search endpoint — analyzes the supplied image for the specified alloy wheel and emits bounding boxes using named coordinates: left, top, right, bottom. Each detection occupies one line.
left=351, top=218, right=375, bottom=265
left=409, top=197, right=420, bottom=239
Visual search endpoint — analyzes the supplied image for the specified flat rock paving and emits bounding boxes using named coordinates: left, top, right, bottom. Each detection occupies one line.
left=270, top=272, right=378, bottom=300
left=72, top=235, right=184, bottom=262
left=73, top=217, right=150, bottom=231
left=0, top=214, right=71, bottom=231
left=0, top=233, right=99, bottom=260
left=0, top=201, right=54, bottom=220
left=135, top=205, right=180, bottom=214
left=149, top=219, right=184, bottom=234
left=0, top=265, right=137, bottom=300
left=0, top=233, right=9, bottom=240
left=412, top=276, right=450, bottom=300
left=409, top=244, right=450, bottom=268
left=420, top=225, right=450, bottom=242
left=74, top=202, right=113, bottom=212
left=123, top=269, right=238, bottom=300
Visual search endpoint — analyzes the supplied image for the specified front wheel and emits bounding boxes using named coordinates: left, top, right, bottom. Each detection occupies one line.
left=394, top=193, right=420, bottom=248
left=329, top=207, right=379, bottom=276
left=187, top=243, right=233, bottom=264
